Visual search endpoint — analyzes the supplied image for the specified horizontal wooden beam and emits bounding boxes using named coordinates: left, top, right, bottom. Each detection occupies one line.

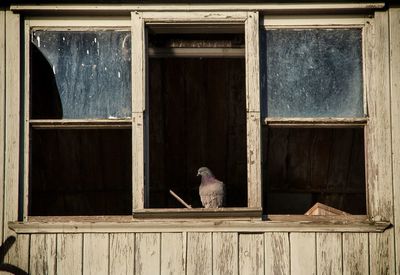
left=265, top=117, right=368, bottom=127
left=30, top=119, right=132, bottom=129
left=148, top=47, right=244, bottom=58
left=10, top=3, right=385, bottom=15
left=9, top=216, right=390, bottom=233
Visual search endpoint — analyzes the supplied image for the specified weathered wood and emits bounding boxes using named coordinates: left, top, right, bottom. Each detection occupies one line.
left=247, top=112, right=262, bottom=208
left=83, top=233, right=109, bottom=275
left=239, top=233, right=264, bottom=274
left=316, top=233, right=342, bottom=275
left=265, top=117, right=368, bottom=127
left=132, top=112, right=145, bottom=210
left=30, top=119, right=132, bottom=129
left=135, top=233, right=161, bottom=274
left=131, top=12, right=145, bottom=113
left=110, top=233, right=135, bottom=275
left=56, top=234, right=83, bottom=275
left=187, top=232, right=212, bottom=275
left=389, top=7, right=400, bottom=275
left=290, top=233, right=316, bottom=275
left=133, top=208, right=261, bottom=219
left=264, top=232, right=289, bottom=275
left=366, top=11, right=393, bottom=222
left=10, top=3, right=386, bottom=13
left=0, top=8, right=5, bottom=244
left=342, top=233, right=369, bottom=275
left=213, top=232, right=238, bottom=275
left=30, top=234, right=57, bottom=275
left=3, top=9, right=19, bottom=240
left=161, top=233, right=185, bottom=275
left=263, top=14, right=368, bottom=26
left=4, top=234, right=30, bottom=274
left=369, top=230, right=395, bottom=275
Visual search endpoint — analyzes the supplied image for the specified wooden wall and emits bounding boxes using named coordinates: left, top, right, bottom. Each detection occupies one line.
left=0, top=6, right=399, bottom=275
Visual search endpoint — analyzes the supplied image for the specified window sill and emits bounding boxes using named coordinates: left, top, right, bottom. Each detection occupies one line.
left=9, top=215, right=390, bottom=234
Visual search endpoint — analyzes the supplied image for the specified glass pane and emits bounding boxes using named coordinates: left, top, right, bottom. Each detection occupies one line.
left=262, top=29, right=363, bottom=117
left=31, top=30, right=131, bottom=119
left=30, top=129, right=132, bottom=215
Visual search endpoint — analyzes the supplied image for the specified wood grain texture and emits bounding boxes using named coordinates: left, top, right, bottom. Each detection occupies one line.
left=57, top=234, right=82, bottom=275
left=4, top=234, right=30, bottom=274
left=389, top=7, right=400, bottom=275
left=0, top=8, right=5, bottom=244
left=365, top=11, right=393, bottom=222
left=316, top=233, right=342, bottom=275
left=83, top=233, right=109, bottom=275
left=369, top=230, right=395, bottom=275
left=110, top=233, right=135, bottom=275
left=265, top=232, right=289, bottom=275
left=3, top=10, right=19, bottom=240
left=247, top=112, right=262, bottom=208
left=213, top=232, right=238, bottom=275
left=30, top=234, right=56, bottom=275
left=132, top=112, right=145, bottom=210
left=135, top=233, right=161, bottom=274
left=343, top=233, right=369, bottom=275
left=187, top=232, right=212, bottom=275
left=161, top=233, right=185, bottom=275
left=290, top=233, right=316, bottom=275
left=239, top=233, right=264, bottom=275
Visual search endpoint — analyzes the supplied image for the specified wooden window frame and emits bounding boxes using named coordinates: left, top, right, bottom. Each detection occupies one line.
left=131, top=11, right=262, bottom=218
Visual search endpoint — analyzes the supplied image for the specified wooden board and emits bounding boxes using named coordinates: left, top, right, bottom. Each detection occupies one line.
left=239, top=233, right=264, bottom=274
left=187, top=232, right=212, bottom=275
left=135, top=233, right=161, bottom=274
left=265, top=232, right=290, bottom=275
left=290, top=233, right=316, bottom=275
left=3, top=9, right=19, bottom=240
left=161, top=233, right=185, bottom=275
left=369, top=230, right=395, bottom=275
left=342, top=233, right=369, bottom=275
left=389, top=7, right=400, bottom=274
left=316, top=233, right=342, bottom=275
left=83, top=233, right=109, bottom=275
left=57, top=234, right=82, bottom=275
left=213, top=232, right=238, bottom=275
left=0, top=8, right=5, bottom=244
left=30, top=234, right=57, bottom=275
left=110, top=233, right=135, bottom=275
left=4, top=234, right=30, bottom=274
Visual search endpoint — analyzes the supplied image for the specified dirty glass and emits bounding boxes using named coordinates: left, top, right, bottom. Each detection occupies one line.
left=262, top=28, right=363, bottom=117
left=31, top=30, right=131, bottom=119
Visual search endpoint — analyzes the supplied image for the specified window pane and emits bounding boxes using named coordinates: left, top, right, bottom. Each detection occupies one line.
left=262, top=29, right=363, bottom=117
left=263, top=127, right=366, bottom=215
left=31, top=30, right=131, bottom=119
left=29, top=129, right=132, bottom=215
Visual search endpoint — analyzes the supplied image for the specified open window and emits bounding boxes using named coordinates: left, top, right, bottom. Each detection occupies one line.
left=261, top=16, right=369, bottom=217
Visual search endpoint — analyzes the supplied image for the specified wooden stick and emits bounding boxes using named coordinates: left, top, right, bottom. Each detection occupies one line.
left=169, top=190, right=192, bottom=209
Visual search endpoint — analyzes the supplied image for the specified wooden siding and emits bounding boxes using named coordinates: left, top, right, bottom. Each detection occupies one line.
left=1, top=6, right=400, bottom=275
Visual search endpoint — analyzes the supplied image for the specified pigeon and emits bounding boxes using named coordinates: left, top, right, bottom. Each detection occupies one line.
left=197, top=167, right=225, bottom=208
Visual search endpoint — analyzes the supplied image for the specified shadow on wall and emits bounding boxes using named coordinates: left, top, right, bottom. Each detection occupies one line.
left=0, top=236, right=28, bottom=275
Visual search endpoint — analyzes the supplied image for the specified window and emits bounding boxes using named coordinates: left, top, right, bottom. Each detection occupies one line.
left=24, top=12, right=262, bottom=219
left=261, top=16, right=369, bottom=217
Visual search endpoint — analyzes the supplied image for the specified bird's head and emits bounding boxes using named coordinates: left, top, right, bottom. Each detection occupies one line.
left=197, top=167, right=214, bottom=178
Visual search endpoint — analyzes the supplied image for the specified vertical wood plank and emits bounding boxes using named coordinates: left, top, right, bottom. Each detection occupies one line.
left=366, top=11, right=393, bottom=222
left=135, top=233, right=160, bottom=275
left=110, top=233, right=135, bottom=275
left=187, top=232, right=212, bottom=275
left=213, top=232, right=238, bottom=275
left=264, top=232, right=289, bottom=275
left=30, top=234, right=57, bottom=275
left=161, top=232, right=185, bottom=275
left=290, top=233, right=316, bottom=275
left=83, top=233, right=109, bottom=275
left=239, top=233, right=264, bottom=275
left=0, top=8, right=5, bottom=245
left=3, top=9, right=19, bottom=240
left=389, top=7, right=400, bottom=275
left=246, top=11, right=262, bottom=209
left=316, top=233, right=342, bottom=275
left=343, top=233, right=369, bottom=275
left=4, top=234, right=30, bottom=274
left=57, top=234, right=83, bottom=275
left=370, top=230, right=395, bottom=275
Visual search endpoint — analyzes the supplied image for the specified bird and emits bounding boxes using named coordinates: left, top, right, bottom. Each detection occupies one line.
left=197, top=167, right=225, bottom=208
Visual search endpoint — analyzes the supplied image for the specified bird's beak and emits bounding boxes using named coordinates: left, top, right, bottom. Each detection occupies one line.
left=197, top=172, right=200, bottom=176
